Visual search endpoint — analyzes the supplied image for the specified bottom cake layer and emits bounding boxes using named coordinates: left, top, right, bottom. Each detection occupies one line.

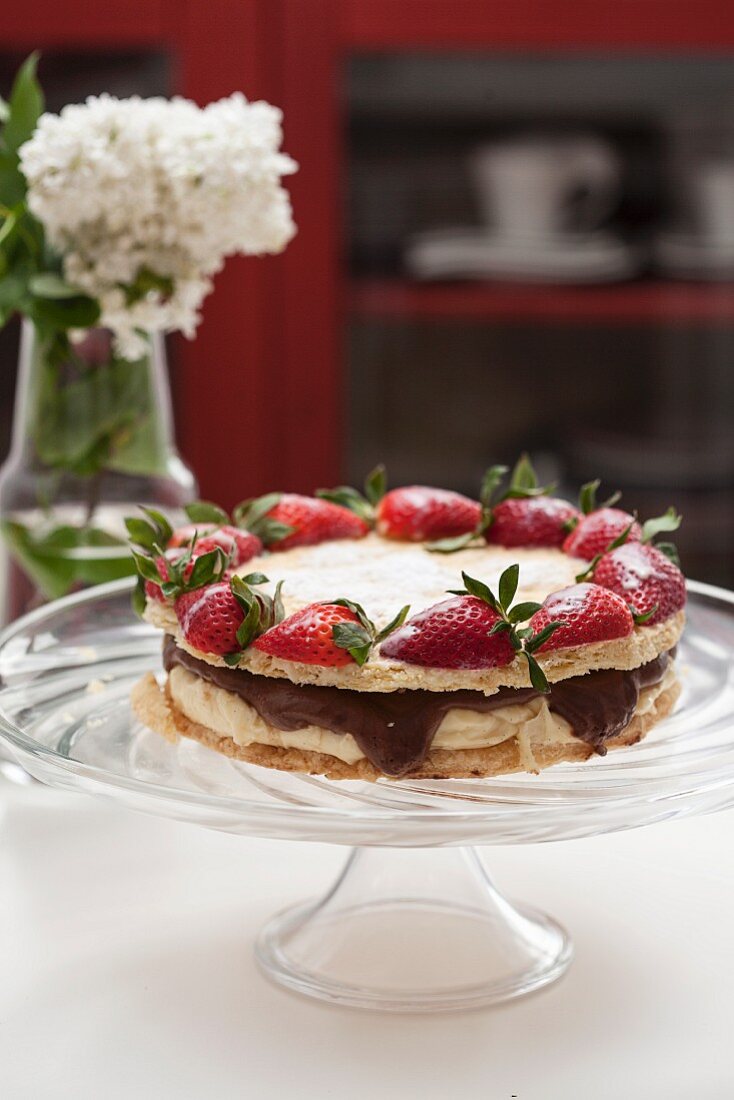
left=131, top=664, right=681, bottom=782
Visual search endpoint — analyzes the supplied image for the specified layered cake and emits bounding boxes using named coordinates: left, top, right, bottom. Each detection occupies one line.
left=129, top=459, right=686, bottom=781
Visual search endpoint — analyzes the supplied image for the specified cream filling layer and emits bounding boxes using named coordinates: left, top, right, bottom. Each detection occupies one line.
left=167, top=663, right=678, bottom=768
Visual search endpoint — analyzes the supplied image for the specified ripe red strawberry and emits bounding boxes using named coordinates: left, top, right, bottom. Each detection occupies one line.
left=485, top=496, right=581, bottom=549
left=238, top=493, right=369, bottom=551
left=379, top=595, right=515, bottom=670
left=175, top=581, right=247, bottom=656
left=376, top=486, right=481, bottom=542
left=591, top=543, right=686, bottom=625
left=563, top=507, right=641, bottom=561
left=195, top=526, right=262, bottom=567
left=254, top=603, right=364, bottom=667
left=528, top=583, right=634, bottom=651
left=167, top=522, right=217, bottom=548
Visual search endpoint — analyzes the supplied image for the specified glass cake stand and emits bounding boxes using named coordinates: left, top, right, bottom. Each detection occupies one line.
left=0, top=579, right=733, bottom=1013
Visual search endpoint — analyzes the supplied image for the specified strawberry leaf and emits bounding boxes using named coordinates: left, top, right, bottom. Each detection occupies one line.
left=241, top=571, right=269, bottom=586
left=525, top=652, right=550, bottom=693
left=187, top=547, right=227, bottom=589
left=332, top=621, right=373, bottom=665
left=500, top=453, right=554, bottom=500
left=525, top=621, right=564, bottom=654
left=579, top=479, right=600, bottom=516
left=315, top=485, right=373, bottom=523
left=375, top=604, right=410, bottom=642
left=233, top=493, right=282, bottom=531
left=458, top=571, right=499, bottom=611
left=631, top=604, right=658, bottom=625
left=131, top=550, right=162, bottom=584
left=427, top=532, right=479, bottom=553
left=641, top=507, right=681, bottom=544
left=656, top=541, right=680, bottom=567
left=185, top=501, right=229, bottom=526
left=365, top=464, right=387, bottom=507
left=132, top=576, right=147, bottom=617
left=507, top=600, right=542, bottom=623
left=498, top=563, right=519, bottom=610
left=480, top=464, right=508, bottom=508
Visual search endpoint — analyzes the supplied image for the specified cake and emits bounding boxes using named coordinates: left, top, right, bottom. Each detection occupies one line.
left=129, top=458, right=686, bottom=781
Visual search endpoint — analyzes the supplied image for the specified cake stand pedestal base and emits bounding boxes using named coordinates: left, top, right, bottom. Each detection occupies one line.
left=255, top=845, right=572, bottom=1013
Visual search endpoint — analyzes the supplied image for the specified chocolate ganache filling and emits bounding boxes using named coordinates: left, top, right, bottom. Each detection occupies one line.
left=163, top=637, right=672, bottom=777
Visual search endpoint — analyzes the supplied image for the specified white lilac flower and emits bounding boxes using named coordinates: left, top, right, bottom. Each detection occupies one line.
left=19, top=93, right=297, bottom=358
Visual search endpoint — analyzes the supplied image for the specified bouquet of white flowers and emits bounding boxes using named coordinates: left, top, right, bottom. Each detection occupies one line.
left=3, top=56, right=296, bottom=358
left=0, top=55, right=297, bottom=606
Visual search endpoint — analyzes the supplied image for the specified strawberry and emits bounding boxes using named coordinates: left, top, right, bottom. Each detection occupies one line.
left=234, top=493, right=369, bottom=551
left=376, top=486, right=481, bottom=541
left=168, top=522, right=217, bottom=549
left=590, top=542, right=686, bottom=626
left=255, top=599, right=409, bottom=667
left=379, top=594, right=515, bottom=670
left=194, top=526, right=262, bottom=567
left=485, top=496, right=580, bottom=549
left=562, top=507, right=641, bottom=561
left=175, top=574, right=283, bottom=662
left=528, top=583, right=634, bottom=651
left=380, top=565, right=558, bottom=690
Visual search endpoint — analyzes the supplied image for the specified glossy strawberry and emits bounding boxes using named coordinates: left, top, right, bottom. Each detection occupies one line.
left=380, top=595, right=515, bottom=670
left=254, top=603, right=365, bottom=667
left=562, top=507, right=642, bottom=561
left=175, top=581, right=247, bottom=656
left=235, top=493, right=369, bottom=551
left=194, top=526, right=262, bottom=567
left=528, top=583, right=634, bottom=651
left=376, top=486, right=481, bottom=542
left=485, top=496, right=581, bottom=549
left=591, top=543, right=686, bottom=626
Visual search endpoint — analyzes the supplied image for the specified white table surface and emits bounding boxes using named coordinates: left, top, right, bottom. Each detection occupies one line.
left=0, top=778, right=732, bottom=1100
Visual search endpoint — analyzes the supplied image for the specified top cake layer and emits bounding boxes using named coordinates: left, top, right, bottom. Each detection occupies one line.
left=145, top=534, right=685, bottom=694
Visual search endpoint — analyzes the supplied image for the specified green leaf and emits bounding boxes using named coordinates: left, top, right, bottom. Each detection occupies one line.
left=185, top=500, right=229, bottom=526
left=187, top=548, right=227, bottom=589
left=132, top=550, right=162, bottom=583
left=641, top=507, right=682, bottom=544
left=656, top=541, right=680, bottom=567
left=507, top=600, right=542, bottom=623
left=525, top=652, right=550, bottom=693
left=233, top=493, right=281, bottom=529
left=510, top=453, right=537, bottom=492
left=364, top=464, right=387, bottom=506
left=315, top=485, right=373, bottom=523
left=1, top=519, right=133, bottom=600
left=240, top=572, right=270, bottom=587
left=236, top=597, right=263, bottom=649
left=223, top=653, right=242, bottom=667
left=459, top=571, right=499, bottom=612
left=139, top=507, right=173, bottom=545
left=632, top=604, right=658, bottom=625
left=525, top=620, right=564, bottom=654
left=332, top=621, right=373, bottom=666
left=489, top=619, right=512, bottom=635
left=4, top=53, right=44, bottom=154
left=125, top=516, right=158, bottom=552
left=132, top=576, right=147, bottom=617
left=480, top=464, right=508, bottom=507
left=427, top=532, right=478, bottom=554
left=29, top=294, right=101, bottom=331
left=498, top=563, right=519, bottom=610
left=608, top=521, right=636, bottom=552
left=375, top=604, right=410, bottom=643
left=579, top=479, right=599, bottom=516
left=29, top=272, right=83, bottom=299
left=0, top=97, right=9, bottom=124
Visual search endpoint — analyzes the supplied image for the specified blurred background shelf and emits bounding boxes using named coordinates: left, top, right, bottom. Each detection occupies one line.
left=349, top=279, right=734, bottom=325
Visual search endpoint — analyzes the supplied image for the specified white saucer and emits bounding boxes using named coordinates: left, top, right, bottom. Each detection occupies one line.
left=655, top=232, right=734, bottom=281
left=404, top=228, right=642, bottom=283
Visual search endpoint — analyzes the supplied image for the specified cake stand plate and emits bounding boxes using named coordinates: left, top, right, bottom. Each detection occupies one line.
left=0, top=579, right=732, bottom=1012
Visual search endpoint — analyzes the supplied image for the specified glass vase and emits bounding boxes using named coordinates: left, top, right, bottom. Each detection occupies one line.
left=0, top=320, right=196, bottom=622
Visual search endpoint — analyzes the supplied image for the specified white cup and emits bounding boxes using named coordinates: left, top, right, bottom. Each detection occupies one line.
left=697, top=162, right=734, bottom=245
left=469, top=136, right=619, bottom=240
